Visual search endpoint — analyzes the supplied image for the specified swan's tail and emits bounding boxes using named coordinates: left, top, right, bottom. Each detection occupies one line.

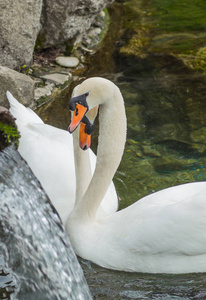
left=6, top=91, right=43, bottom=125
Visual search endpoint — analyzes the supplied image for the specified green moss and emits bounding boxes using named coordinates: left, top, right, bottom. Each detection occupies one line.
left=117, top=0, right=206, bottom=73
left=120, top=27, right=150, bottom=57
left=35, top=33, right=47, bottom=51
left=177, top=46, right=206, bottom=73
left=151, top=0, right=206, bottom=33
left=0, top=122, right=20, bottom=150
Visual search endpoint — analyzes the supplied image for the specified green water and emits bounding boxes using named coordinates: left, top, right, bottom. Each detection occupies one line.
left=80, top=0, right=206, bottom=210
left=37, top=0, right=206, bottom=298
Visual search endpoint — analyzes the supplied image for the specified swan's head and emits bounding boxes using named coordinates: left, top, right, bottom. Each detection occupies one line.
left=69, top=83, right=99, bottom=150
left=69, top=77, right=115, bottom=131
left=69, top=92, right=90, bottom=133
left=69, top=77, right=118, bottom=149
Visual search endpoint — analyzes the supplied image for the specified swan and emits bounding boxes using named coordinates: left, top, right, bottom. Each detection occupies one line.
left=6, top=90, right=118, bottom=225
left=66, top=77, right=206, bottom=274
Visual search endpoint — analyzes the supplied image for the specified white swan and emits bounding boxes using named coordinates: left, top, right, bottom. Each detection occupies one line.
left=6, top=91, right=118, bottom=225
left=66, top=77, right=206, bottom=273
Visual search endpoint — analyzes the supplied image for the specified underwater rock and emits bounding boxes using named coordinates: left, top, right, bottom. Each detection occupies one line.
left=147, top=123, right=190, bottom=145
left=141, top=144, right=161, bottom=157
left=190, top=127, right=206, bottom=153
left=152, top=156, right=197, bottom=172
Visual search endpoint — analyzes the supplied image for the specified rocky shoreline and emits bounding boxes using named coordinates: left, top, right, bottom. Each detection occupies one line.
left=0, top=5, right=111, bottom=150
left=0, top=1, right=112, bottom=109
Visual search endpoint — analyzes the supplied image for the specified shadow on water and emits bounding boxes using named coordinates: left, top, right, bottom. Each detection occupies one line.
left=32, top=0, right=206, bottom=298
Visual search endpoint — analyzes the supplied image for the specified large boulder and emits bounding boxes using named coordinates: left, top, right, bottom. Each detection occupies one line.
left=0, top=0, right=43, bottom=69
left=38, top=0, right=114, bottom=48
left=0, top=66, right=35, bottom=108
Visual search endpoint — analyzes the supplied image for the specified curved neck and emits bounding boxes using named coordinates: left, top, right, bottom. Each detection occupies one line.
left=73, top=127, right=92, bottom=204
left=73, top=85, right=127, bottom=221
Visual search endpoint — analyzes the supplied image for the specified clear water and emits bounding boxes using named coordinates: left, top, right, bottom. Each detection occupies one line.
left=35, top=0, right=206, bottom=298
left=0, top=146, right=92, bottom=299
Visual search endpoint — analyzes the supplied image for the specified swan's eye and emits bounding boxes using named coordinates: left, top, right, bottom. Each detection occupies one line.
left=69, top=92, right=89, bottom=112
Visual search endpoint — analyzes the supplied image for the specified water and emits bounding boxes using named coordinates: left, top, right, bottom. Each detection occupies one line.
left=79, top=261, right=206, bottom=299
left=0, top=146, right=91, bottom=299
left=33, top=0, right=206, bottom=298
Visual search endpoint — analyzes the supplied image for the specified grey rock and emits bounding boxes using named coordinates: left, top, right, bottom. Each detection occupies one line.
left=55, top=56, right=79, bottom=68
left=41, top=73, right=70, bottom=85
left=34, top=83, right=55, bottom=100
left=0, top=66, right=35, bottom=108
left=39, top=0, right=114, bottom=48
left=0, top=0, right=43, bottom=69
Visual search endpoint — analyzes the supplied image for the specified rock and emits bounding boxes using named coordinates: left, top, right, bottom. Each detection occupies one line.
left=0, top=66, right=35, bottom=108
left=41, top=73, right=70, bottom=85
left=152, top=157, right=197, bottom=172
left=88, top=27, right=102, bottom=38
left=0, top=0, right=43, bottom=69
left=141, top=144, right=161, bottom=157
left=38, top=0, right=114, bottom=48
left=0, top=106, right=20, bottom=151
left=55, top=57, right=79, bottom=68
left=190, top=127, right=206, bottom=144
left=190, top=126, right=206, bottom=153
left=34, top=83, right=55, bottom=100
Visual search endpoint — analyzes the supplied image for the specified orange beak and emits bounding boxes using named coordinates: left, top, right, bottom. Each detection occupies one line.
left=69, top=103, right=88, bottom=133
left=79, top=122, right=91, bottom=150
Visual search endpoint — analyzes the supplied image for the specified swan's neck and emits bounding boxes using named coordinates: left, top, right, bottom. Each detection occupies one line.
left=72, top=85, right=127, bottom=221
left=73, top=128, right=92, bottom=205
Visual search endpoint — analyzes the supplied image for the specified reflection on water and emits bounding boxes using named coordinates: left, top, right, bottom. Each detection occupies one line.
left=35, top=0, right=206, bottom=298
left=112, top=67, right=206, bottom=209
left=80, top=259, right=206, bottom=299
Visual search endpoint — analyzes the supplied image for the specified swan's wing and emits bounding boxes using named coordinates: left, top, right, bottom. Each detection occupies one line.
left=97, top=182, right=206, bottom=272
left=17, top=122, right=75, bottom=224
left=7, top=91, right=43, bottom=125
left=112, top=182, right=206, bottom=253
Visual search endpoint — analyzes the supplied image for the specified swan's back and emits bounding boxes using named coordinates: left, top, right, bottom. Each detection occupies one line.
left=69, top=181, right=206, bottom=273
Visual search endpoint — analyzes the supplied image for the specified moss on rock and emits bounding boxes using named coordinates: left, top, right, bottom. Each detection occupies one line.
left=0, top=107, right=20, bottom=151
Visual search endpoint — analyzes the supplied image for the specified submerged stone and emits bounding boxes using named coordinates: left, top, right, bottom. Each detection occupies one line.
left=152, top=157, right=197, bottom=172
left=141, top=144, right=161, bottom=157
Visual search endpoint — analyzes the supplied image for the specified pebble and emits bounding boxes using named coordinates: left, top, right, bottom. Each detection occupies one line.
left=55, top=56, right=79, bottom=68
left=88, top=28, right=101, bottom=38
